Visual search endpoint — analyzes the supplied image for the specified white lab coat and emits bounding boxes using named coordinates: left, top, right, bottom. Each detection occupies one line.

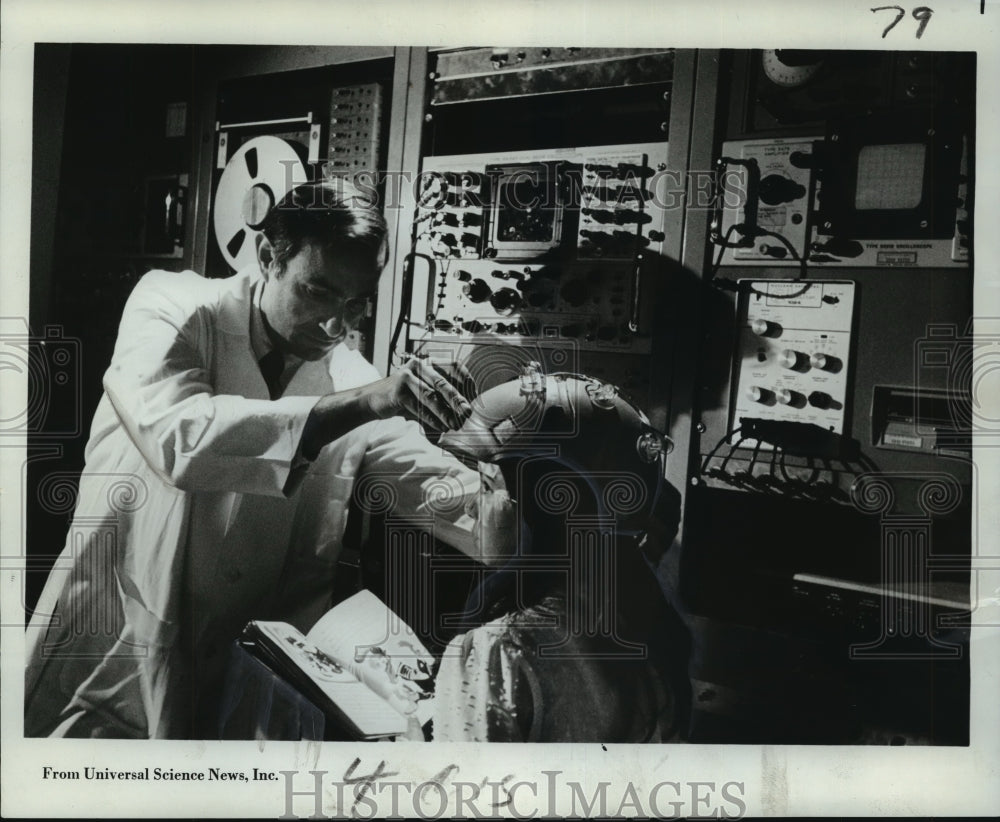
left=24, top=266, right=478, bottom=738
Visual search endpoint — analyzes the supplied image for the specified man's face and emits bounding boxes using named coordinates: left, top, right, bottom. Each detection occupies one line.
left=257, top=237, right=379, bottom=360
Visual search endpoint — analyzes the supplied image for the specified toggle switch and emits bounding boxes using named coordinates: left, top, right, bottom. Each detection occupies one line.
left=758, top=244, right=788, bottom=259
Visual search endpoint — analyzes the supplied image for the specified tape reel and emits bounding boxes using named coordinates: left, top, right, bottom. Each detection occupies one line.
left=213, top=136, right=308, bottom=271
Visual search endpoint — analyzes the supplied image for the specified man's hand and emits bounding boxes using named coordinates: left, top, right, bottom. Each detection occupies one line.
left=301, top=356, right=475, bottom=458
left=364, top=355, right=474, bottom=432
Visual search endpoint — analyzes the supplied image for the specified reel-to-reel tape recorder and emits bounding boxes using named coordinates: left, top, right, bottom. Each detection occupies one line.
left=213, top=135, right=310, bottom=271
left=209, top=81, right=386, bottom=277
left=207, top=79, right=387, bottom=353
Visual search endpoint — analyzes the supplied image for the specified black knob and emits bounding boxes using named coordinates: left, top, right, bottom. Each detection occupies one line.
left=433, top=211, right=459, bottom=227
left=615, top=210, right=651, bottom=225
left=612, top=229, right=639, bottom=243
left=581, top=208, right=615, bottom=224
left=432, top=232, right=457, bottom=247
left=758, top=174, right=806, bottom=206
left=789, top=151, right=813, bottom=169
left=463, top=278, right=492, bottom=303
left=809, top=237, right=864, bottom=258
left=808, top=391, right=834, bottom=410
left=490, top=287, right=522, bottom=315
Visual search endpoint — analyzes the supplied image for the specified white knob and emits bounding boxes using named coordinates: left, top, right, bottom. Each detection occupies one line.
left=809, top=352, right=840, bottom=371
left=751, top=319, right=781, bottom=337
left=779, top=349, right=804, bottom=369
left=776, top=388, right=802, bottom=406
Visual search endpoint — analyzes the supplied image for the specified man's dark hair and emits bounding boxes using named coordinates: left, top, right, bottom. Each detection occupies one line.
left=261, top=179, right=389, bottom=274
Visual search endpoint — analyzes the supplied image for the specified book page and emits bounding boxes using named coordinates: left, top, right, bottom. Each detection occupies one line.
left=307, top=590, right=436, bottom=725
left=252, top=621, right=408, bottom=739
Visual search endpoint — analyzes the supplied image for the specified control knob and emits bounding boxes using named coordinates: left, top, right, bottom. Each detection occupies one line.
left=746, top=386, right=774, bottom=403
left=778, top=349, right=808, bottom=370
left=808, top=391, right=835, bottom=410
left=809, top=352, right=842, bottom=372
left=579, top=229, right=612, bottom=243
left=433, top=211, right=459, bottom=227
left=463, top=278, right=492, bottom=303
left=489, top=287, right=522, bottom=316
left=581, top=208, right=615, bottom=224
left=757, top=174, right=806, bottom=206
left=750, top=319, right=782, bottom=337
left=775, top=388, right=805, bottom=407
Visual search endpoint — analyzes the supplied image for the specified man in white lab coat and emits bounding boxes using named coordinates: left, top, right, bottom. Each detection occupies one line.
left=24, top=181, right=480, bottom=738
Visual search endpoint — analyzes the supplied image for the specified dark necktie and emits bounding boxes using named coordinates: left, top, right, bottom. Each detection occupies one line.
left=258, top=349, right=284, bottom=400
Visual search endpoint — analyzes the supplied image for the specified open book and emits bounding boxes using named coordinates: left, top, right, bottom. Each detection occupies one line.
left=240, top=589, right=436, bottom=740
